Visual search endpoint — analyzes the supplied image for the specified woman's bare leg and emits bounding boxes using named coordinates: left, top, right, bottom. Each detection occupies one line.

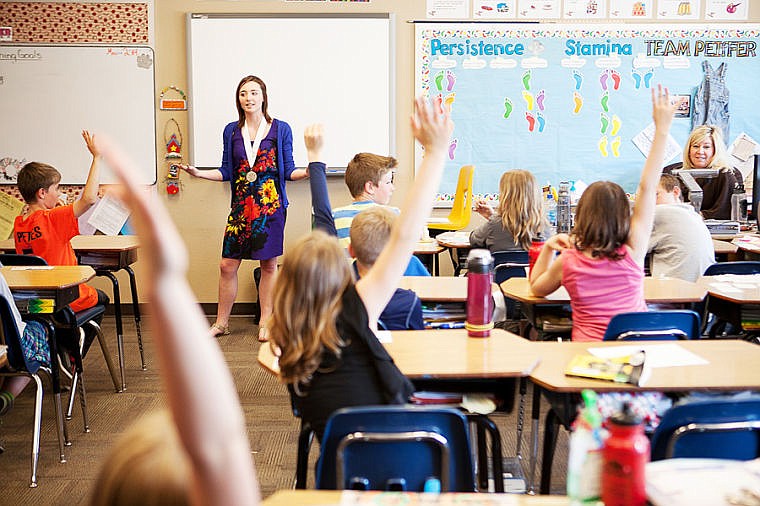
left=213, top=257, right=242, bottom=336
left=257, top=257, right=278, bottom=341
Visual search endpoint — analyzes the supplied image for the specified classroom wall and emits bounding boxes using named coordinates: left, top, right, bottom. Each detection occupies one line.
left=5, top=1, right=760, bottom=307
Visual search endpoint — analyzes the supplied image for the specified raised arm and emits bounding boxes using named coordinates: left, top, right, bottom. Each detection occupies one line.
left=627, top=85, right=677, bottom=264
left=357, top=97, right=453, bottom=325
left=98, top=139, right=258, bottom=506
left=73, top=130, right=101, bottom=218
left=304, top=124, right=337, bottom=236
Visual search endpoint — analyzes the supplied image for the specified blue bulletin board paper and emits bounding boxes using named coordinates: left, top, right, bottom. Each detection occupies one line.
left=414, top=24, right=760, bottom=201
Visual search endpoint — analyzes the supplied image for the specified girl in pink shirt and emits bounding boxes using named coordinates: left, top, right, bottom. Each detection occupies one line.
left=529, top=86, right=677, bottom=342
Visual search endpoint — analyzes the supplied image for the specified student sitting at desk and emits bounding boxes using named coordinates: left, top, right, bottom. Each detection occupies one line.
left=470, top=169, right=548, bottom=252
left=306, top=125, right=424, bottom=331
left=649, top=174, right=715, bottom=282
left=669, top=124, right=742, bottom=220
left=13, top=131, right=110, bottom=354
left=270, top=97, right=451, bottom=440
left=530, top=86, right=677, bottom=342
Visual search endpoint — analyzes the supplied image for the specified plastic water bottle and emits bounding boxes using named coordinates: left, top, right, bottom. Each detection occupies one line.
left=545, top=194, right=557, bottom=231
left=557, top=181, right=572, bottom=233
left=465, top=249, right=494, bottom=338
left=601, top=402, right=649, bottom=506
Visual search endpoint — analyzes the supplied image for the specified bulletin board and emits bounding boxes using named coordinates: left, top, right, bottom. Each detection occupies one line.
left=414, top=24, right=760, bottom=199
left=0, top=45, right=157, bottom=185
left=187, top=13, right=393, bottom=171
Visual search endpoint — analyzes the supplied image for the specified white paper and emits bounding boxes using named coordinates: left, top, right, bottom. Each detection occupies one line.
left=705, top=0, right=749, bottom=20
left=426, top=0, right=469, bottom=19
left=517, top=0, right=561, bottom=19
left=632, top=122, right=681, bottom=163
left=587, top=343, right=709, bottom=368
left=86, top=193, right=130, bottom=236
left=609, top=0, right=653, bottom=18
left=656, top=0, right=701, bottom=19
left=473, top=0, right=517, bottom=19
left=563, top=0, right=606, bottom=18
left=729, top=132, right=759, bottom=162
left=77, top=201, right=98, bottom=235
left=374, top=330, right=392, bottom=343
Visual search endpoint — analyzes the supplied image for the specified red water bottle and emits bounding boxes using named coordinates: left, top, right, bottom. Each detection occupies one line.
left=601, top=402, right=649, bottom=506
left=465, top=249, right=494, bottom=338
left=528, top=240, right=545, bottom=274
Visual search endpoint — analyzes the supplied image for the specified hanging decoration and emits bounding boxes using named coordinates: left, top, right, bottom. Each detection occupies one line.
left=164, top=118, right=183, bottom=195
left=159, top=85, right=187, bottom=110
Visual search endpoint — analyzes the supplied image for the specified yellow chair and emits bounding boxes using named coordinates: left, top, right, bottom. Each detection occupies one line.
left=427, top=165, right=474, bottom=232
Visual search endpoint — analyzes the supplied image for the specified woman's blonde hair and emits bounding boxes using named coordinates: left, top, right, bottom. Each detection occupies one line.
left=269, top=231, right=352, bottom=387
left=496, top=170, right=545, bottom=250
left=683, top=124, right=732, bottom=171
left=90, top=410, right=191, bottom=506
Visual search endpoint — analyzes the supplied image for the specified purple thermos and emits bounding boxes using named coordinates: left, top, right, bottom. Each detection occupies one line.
left=465, top=249, right=494, bottom=338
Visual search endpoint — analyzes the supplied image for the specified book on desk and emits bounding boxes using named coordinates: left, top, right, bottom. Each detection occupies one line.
left=565, top=350, right=650, bottom=386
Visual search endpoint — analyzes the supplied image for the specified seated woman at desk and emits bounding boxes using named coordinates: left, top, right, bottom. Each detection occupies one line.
left=670, top=124, right=742, bottom=220
left=469, top=169, right=548, bottom=252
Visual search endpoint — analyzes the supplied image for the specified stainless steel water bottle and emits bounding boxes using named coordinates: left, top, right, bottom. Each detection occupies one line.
left=465, top=249, right=494, bottom=338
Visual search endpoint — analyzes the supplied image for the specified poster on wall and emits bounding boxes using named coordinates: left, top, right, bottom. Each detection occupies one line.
left=705, top=0, right=748, bottom=20
left=473, top=0, right=517, bottom=19
left=657, top=0, right=702, bottom=19
left=427, top=0, right=470, bottom=18
left=609, top=0, right=654, bottom=19
left=563, top=0, right=607, bottom=19
left=415, top=23, right=760, bottom=202
left=517, top=0, right=561, bottom=18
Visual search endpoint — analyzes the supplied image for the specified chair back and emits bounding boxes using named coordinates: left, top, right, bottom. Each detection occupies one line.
left=0, top=296, right=41, bottom=374
left=603, top=310, right=700, bottom=341
left=650, top=398, right=760, bottom=461
left=429, top=166, right=474, bottom=231
left=492, top=250, right=529, bottom=285
left=0, top=254, right=48, bottom=266
left=316, top=405, right=476, bottom=492
left=703, top=261, right=760, bottom=276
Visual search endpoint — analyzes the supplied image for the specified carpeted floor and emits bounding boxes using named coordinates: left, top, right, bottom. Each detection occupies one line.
left=0, top=314, right=568, bottom=504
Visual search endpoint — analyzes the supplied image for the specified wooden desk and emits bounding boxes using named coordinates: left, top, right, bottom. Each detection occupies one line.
left=697, top=274, right=760, bottom=304
left=529, top=339, right=760, bottom=393
left=398, top=276, right=500, bottom=303
left=2, top=265, right=95, bottom=313
left=414, top=240, right=445, bottom=276
left=501, top=276, right=707, bottom=306
left=713, top=238, right=738, bottom=256
left=1, top=235, right=144, bottom=389
left=258, top=329, right=541, bottom=380
left=263, top=490, right=569, bottom=505
left=435, top=231, right=471, bottom=276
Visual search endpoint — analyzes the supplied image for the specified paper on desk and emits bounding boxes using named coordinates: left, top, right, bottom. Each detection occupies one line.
left=374, top=330, right=392, bottom=343
left=341, top=490, right=519, bottom=505
left=632, top=122, right=681, bottom=163
left=0, top=191, right=24, bottom=240
left=86, top=193, right=130, bottom=236
left=647, top=458, right=760, bottom=506
left=436, top=230, right=470, bottom=247
left=544, top=286, right=570, bottom=301
left=10, top=266, right=52, bottom=270
left=588, top=343, right=708, bottom=368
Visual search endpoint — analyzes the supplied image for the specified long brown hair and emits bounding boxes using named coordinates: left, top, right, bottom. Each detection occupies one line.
left=235, top=75, right=272, bottom=129
left=269, top=231, right=352, bottom=386
left=572, top=181, right=630, bottom=260
left=496, top=169, right=545, bottom=250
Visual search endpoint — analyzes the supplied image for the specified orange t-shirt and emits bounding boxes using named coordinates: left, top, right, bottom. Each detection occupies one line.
left=13, top=205, right=98, bottom=312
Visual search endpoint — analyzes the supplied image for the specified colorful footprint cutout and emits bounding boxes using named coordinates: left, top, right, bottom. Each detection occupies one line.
left=572, top=70, right=583, bottom=91
left=599, top=70, right=609, bottom=91
left=536, top=90, right=546, bottom=111
left=503, top=98, right=513, bottom=119
left=434, top=70, right=445, bottom=92
left=434, top=93, right=443, bottom=110
left=611, top=136, right=622, bottom=157
left=598, top=135, right=609, bottom=157
left=600, top=113, right=610, bottom=134
left=444, top=92, right=456, bottom=112
left=643, top=68, right=653, bottom=89
left=632, top=69, right=642, bottom=90
left=611, top=115, right=622, bottom=136
left=536, top=113, right=546, bottom=133
left=601, top=91, right=610, bottom=113
left=448, top=139, right=458, bottom=160
left=525, top=112, right=536, bottom=132
left=572, top=92, right=583, bottom=114
left=611, top=70, right=621, bottom=90
left=522, top=70, right=532, bottom=91
left=522, top=90, right=534, bottom=111
left=445, top=70, right=456, bottom=92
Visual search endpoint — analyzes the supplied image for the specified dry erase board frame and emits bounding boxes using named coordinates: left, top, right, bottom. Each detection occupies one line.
left=414, top=23, right=760, bottom=200
left=0, top=45, right=157, bottom=185
left=187, top=13, right=394, bottom=171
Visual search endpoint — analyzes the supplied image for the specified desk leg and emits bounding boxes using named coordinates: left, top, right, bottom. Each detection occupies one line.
left=125, top=266, right=146, bottom=370
left=528, top=383, right=541, bottom=495
left=98, top=270, right=127, bottom=391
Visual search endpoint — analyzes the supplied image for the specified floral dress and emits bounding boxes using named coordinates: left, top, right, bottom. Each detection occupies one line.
left=222, top=123, right=285, bottom=260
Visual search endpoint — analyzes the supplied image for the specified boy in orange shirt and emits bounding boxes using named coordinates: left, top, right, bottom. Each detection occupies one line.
left=13, top=130, right=110, bottom=352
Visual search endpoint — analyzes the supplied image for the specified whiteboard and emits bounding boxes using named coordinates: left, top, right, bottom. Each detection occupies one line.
left=0, top=45, right=156, bottom=185
left=187, top=14, right=393, bottom=170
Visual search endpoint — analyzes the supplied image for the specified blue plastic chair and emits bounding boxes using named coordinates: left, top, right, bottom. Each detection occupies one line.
left=651, top=398, right=760, bottom=461
left=603, top=310, right=701, bottom=341
left=0, top=297, right=66, bottom=487
left=316, top=405, right=476, bottom=492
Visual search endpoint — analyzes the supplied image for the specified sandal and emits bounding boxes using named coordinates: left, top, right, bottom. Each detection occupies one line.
left=258, top=325, right=270, bottom=343
left=210, top=323, right=230, bottom=338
